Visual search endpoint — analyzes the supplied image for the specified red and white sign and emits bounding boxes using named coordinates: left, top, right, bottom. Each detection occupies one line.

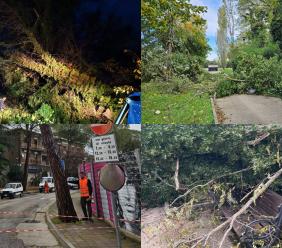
left=90, top=123, right=113, bottom=136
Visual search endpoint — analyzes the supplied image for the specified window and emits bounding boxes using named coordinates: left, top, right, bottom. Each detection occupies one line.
left=33, top=139, right=38, bottom=147
left=42, top=155, right=47, bottom=163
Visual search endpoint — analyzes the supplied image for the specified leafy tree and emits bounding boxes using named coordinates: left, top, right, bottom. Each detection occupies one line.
left=223, top=0, right=238, bottom=44
left=113, top=125, right=141, bottom=152
left=217, top=6, right=229, bottom=68
left=142, top=0, right=206, bottom=51
left=238, top=0, right=277, bottom=43
left=142, top=0, right=208, bottom=81
left=142, top=125, right=282, bottom=207
left=271, top=0, right=282, bottom=50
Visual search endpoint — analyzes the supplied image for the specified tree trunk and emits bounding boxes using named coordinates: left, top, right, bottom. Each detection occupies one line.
left=40, top=124, right=78, bottom=222
left=22, top=124, right=32, bottom=192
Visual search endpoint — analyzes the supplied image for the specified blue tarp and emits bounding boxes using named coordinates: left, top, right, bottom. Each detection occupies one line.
left=127, top=92, right=141, bottom=124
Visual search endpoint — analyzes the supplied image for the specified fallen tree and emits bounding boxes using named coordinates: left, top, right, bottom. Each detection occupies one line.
left=0, top=1, right=138, bottom=122
left=142, top=125, right=282, bottom=246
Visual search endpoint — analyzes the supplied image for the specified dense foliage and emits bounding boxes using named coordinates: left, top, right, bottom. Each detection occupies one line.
left=0, top=0, right=140, bottom=123
left=142, top=0, right=210, bottom=83
left=216, top=0, right=282, bottom=98
left=142, top=125, right=282, bottom=207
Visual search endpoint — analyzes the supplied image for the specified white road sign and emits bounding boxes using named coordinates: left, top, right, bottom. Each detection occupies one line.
left=92, top=134, right=119, bottom=162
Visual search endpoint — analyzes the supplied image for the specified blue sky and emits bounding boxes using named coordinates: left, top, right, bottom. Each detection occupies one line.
left=190, top=0, right=222, bottom=60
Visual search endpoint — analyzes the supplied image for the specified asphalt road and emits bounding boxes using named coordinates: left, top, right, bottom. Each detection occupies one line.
left=216, top=94, right=282, bottom=124
left=0, top=192, right=56, bottom=248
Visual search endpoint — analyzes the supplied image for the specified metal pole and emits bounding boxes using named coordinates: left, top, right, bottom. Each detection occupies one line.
left=112, top=192, right=122, bottom=248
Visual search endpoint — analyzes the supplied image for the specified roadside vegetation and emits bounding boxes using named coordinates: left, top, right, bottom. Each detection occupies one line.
left=216, top=0, right=282, bottom=98
left=142, top=0, right=212, bottom=124
left=142, top=0, right=282, bottom=124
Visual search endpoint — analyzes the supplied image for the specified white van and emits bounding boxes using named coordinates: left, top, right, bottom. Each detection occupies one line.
left=39, top=177, right=55, bottom=193
left=0, top=183, right=23, bottom=199
left=67, top=177, right=79, bottom=190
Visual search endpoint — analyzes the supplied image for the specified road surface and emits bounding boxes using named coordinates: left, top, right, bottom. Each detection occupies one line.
left=216, top=94, right=282, bottom=124
left=0, top=192, right=58, bottom=248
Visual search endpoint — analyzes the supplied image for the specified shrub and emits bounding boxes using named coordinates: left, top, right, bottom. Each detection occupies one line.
left=170, top=52, right=202, bottom=81
left=217, top=53, right=282, bottom=98
left=235, top=54, right=282, bottom=93
left=216, top=79, right=245, bottom=97
left=142, top=48, right=203, bottom=82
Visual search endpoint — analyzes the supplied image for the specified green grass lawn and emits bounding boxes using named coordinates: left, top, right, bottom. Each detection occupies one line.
left=142, top=80, right=215, bottom=124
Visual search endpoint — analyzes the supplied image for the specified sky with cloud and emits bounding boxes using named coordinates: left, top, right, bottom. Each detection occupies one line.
left=190, top=0, right=222, bottom=61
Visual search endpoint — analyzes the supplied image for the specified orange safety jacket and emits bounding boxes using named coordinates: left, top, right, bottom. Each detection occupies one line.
left=79, top=177, right=90, bottom=197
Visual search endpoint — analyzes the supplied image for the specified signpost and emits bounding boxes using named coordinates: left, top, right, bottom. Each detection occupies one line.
left=92, top=132, right=122, bottom=248
left=92, top=134, right=119, bottom=163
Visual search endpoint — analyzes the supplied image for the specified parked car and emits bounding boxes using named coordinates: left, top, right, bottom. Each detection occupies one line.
left=67, top=177, right=79, bottom=190
left=39, top=177, right=55, bottom=193
left=0, top=183, right=23, bottom=199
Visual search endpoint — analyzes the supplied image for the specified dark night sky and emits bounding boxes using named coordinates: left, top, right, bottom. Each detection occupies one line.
left=76, top=0, right=141, bottom=62
left=0, top=0, right=141, bottom=64
left=79, top=0, right=140, bottom=27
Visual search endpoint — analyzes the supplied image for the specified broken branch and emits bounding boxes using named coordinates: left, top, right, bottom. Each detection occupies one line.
left=170, top=167, right=252, bottom=207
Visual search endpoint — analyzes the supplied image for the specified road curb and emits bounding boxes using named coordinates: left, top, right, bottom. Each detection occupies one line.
left=210, top=97, right=219, bottom=124
left=44, top=192, right=78, bottom=248
left=45, top=208, right=76, bottom=248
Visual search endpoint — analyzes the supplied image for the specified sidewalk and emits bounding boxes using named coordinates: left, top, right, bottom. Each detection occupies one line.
left=48, top=193, right=140, bottom=248
left=15, top=193, right=61, bottom=248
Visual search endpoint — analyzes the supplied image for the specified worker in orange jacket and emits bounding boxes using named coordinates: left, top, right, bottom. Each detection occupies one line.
left=44, top=181, right=49, bottom=194
left=79, top=171, right=93, bottom=221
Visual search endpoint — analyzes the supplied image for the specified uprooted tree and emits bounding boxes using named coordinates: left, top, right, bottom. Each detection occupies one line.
left=142, top=125, right=282, bottom=247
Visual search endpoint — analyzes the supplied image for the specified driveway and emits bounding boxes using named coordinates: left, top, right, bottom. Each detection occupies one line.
left=215, top=94, right=282, bottom=124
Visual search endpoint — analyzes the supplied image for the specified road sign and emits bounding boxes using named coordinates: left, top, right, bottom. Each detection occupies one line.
left=92, top=134, right=119, bottom=163
left=90, top=123, right=113, bottom=136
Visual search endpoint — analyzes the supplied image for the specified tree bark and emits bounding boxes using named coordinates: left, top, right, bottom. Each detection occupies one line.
left=174, top=158, right=180, bottom=191
left=40, top=124, right=78, bottom=222
left=22, top=124, right=32, bottom=192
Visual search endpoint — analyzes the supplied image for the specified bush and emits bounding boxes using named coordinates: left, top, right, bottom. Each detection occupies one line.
left=224, top=50, right=282, bottom=97
left=230, top=40, right=281, bottom=70
left=234, top=54, right=282, bottom=93
left=216, top=80, right=244, bottom=97
left=142, top=48, right=202, bottom=82
left=170, top=52, right=202, bottom=81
